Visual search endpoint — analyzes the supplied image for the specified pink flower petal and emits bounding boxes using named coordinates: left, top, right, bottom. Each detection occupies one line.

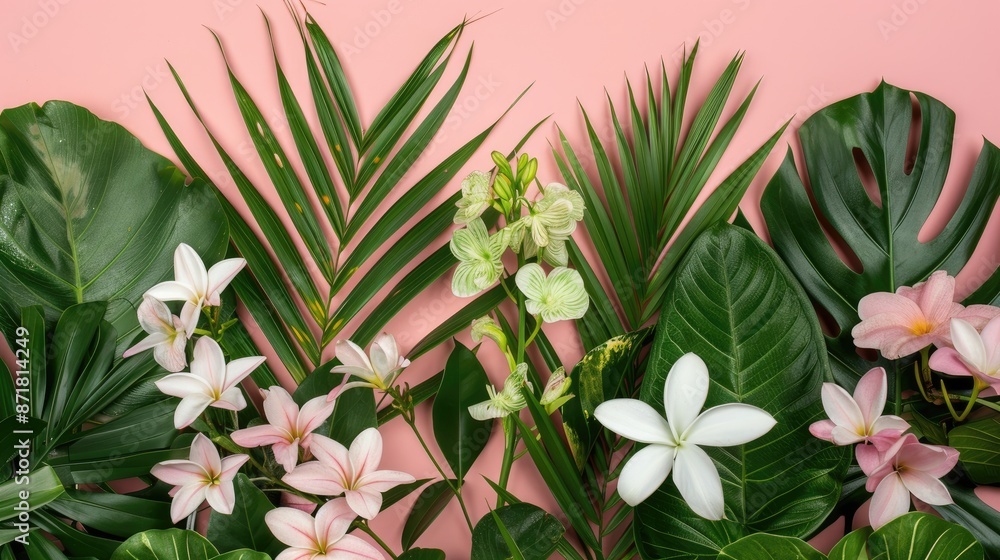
left=855, top=444, right=882, bottom=477
left=170, top=483, right=207, bottom=523
left=137, top=296, right=175, bottom=334
left=224, top=356, right=267, bottom=390
left=193, top=337, right=227, bottom=389
left=345, top=488, right=382, bottom=520
left=956, top=304, right=1000, bottom=330
left=809, top=419, right=836, bottom=442
left=272, top=440, right=301, bottom=474
left=220, top=455, right=249, bottom=481
left=262, top=387, right=298, bottom=433
left=929, top=347, right=976, bottom=377
left=331, top=534, right=385, bottom=559
left=951, top=319, right=987, bottom=371
left=206, top=258, right=246, bottom=304
left=155, top=373, right=213, bottom=399
left=308, top=435, right=353, bottom=482
left=145, top=280, right=197, bottom=304
left=282, top=462, right=347, bottom=496
left=898, top=442, right=958, bottom=478
left=297, top=396, right=335, bottom=436
left=979, top=315, right=1000, bottom=372
left=853, top=367, right=888, bottom=428
left=349, top=428, right=383, bottom=477
left=151, top=460, right=205, bottom=486
left=911, top=271, right=956, bottom=325
left=357, top=469, right=414, bottom=493
left=265, top=507, right=319, bottom=549
left=173, top=393, right=214, bottom=429
left=154, top=332, right=188, bottom=373
left=213, top=386, right=247, bottom=412
left=231, top=425, right=288, bottom=448
left=869, top=473, right=911, bottom=529
left=190, top=433, right=222, bottom=474
left=820, top=383, right=865, bottom=435
left=124, top=332, right=170, bottom=359
left=335, top=340, right=373, bottom=371
left=179, top=300, right=204, bottom=339
left=204, top=481, right=236, bottom=515
left=900, top=470, right=953, bottom=506
left=173, top=243, right=209, bottom=293
left=314, top=498, right=356, bottom=545
left=274, top=548, right=314, bottom=560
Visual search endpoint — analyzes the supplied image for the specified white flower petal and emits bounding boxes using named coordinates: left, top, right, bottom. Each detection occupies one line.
left=515, top=263, right=547, bottom=302
left=672, top=445, right=725, bottom=520
left=663, top=353, right=710, bottom=438
left=174, top=243, right=209, bottom=293
left=617, top=444, right=675, bottom=506
left=594, top=399, right=674, bottom=445
left=951, top=318, right=987, bottom=371
left=684, top=403, right=776, bottom=447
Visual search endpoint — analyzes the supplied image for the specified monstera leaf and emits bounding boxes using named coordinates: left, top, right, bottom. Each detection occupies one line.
left=633, top=224, right=849, bottom=559
left=760, top=80, right=1000, bottom=389
left=0, top=100, right=228, bottom=351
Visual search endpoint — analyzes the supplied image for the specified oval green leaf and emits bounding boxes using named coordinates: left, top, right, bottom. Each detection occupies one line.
left=718, top=534, right=826, bottom=560
left=828, top=527, right=872, bottom=560
left=470, top=503, right=564, bottom=560
left=111, top=529, right=219, bottom=560
left=431, top=342, right=492, bottom=481
left=949, top=417, right=1000, bottom=484
left=401, top=480, right=457, bottom=550
left=634, top=224, right=850, bottom=559
left=869, top=512, right=983, bottom=560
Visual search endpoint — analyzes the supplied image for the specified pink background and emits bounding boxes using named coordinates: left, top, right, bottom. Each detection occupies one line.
left=4, top=0, right=1000, bottom=556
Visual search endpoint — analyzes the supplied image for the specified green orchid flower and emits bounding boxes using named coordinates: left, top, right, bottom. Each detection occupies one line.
left=515, top=263, right=590, bottom=323
left=450, top=218, right=508, bottom=297
left=468, top=363, right=531, bottom=421
left=454, top=170, right=493, bottom=225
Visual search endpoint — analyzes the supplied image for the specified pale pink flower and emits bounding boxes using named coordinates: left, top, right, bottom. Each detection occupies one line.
left=328, top=333, right=410, bottom=399
left=154, top=337, right=265, bottom=429
left=265, top=498, right=383, bottom=560
left=809, top=367, right=909, bottom=468
left=231, top=386, right=334, bottom=473
left=151, top=433, right=248, bottom=523
left=864, top=433, right=958, bottom=529
left=282, top=428, right=414, bottom=520
left=123, top=296, right=188, bottom=372
left=851, top=271, right=1000, bottom=359
left=930, top=316, right=1000, bottom=391
left=145, top=243, right=246, bottom=336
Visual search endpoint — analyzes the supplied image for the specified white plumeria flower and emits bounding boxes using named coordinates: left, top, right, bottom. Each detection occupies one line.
left=154, top=337, right=265, bottom=429
left=145, top=243, right=246, bottom=337
left=123, top=296, right=188, bottom=372
left=594, top=353, right=776, bottom=519
left=328, top=333, right=409, bottom=399
left=151, top=433, right=249, bottom=523
left=469, top=363, right=531, bottom=421
left=515, top=263, right=589, bottom=323
left=454, top=170, right=493, bottom=225
left=450, top=219, right=508, bottom=297
left=282, top=428, right=414, bottom=520
left=265, top=498, right=384, bottom=560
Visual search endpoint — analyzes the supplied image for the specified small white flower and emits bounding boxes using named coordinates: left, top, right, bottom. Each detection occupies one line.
left=469, top=364, right=531, bottom=421
left=515, top=263, right=589, bottom=323
left=329, top=333, right=409, bottom=398
left=454, top=170, right=493, bottom=225
left=540, top=367, right=573, bottom=413
left=450, top=219, right=508, bottom=297
left=123, top=296, right=188, bottom=372
left=594, top=353, right=776, bottom=519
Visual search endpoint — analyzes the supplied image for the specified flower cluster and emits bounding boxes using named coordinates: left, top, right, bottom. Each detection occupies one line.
left=809, top=270, right=1000, bottom=528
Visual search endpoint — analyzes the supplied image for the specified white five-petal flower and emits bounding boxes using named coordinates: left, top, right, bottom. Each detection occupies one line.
left=154, top=337, right=265, bottom=429
left=265, top=498, right=384, bottom=560
left=145, top=243, right=246, bottom=337
left=151, top=433, right=249, bottom=523
left=454, top=170, right=493, bottom=225
left=231, top=386, right=335, bottom=473
left=594, top=353, right=776, bottom=519
left=328, top=333, right=410, bottom=399
left=515, top=263, right=589, bottom=323
left=450, top=218, right=508, bottom=297
left=123, top=296, right=189, bottom=372
left=282, top=428, right=414, bottom=520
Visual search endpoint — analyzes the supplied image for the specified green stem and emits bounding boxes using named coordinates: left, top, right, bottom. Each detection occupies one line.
left=355, top=522, right=398, bottom=560
left=516, top=256, right=527, bottom=364
left=523, top=317, right=543, bottom=349
left=941, top=379, right=987, bottom=422
left=495, top=416, right=518, bottom=509
left=914, top=360, right=931, bottom=403
left=402, top=411, right=475, bottom=532
left=893, top=361, right=903, bottom=416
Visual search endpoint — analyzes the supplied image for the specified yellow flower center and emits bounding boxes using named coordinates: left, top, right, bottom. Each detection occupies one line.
left=909, top=319, right=934, bottom=336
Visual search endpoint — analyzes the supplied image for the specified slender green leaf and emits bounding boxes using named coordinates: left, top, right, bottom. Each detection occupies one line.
left=401, top=479, right=457, bottom=550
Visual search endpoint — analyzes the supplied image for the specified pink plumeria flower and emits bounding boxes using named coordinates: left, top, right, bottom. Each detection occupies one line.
left=282, top=428, right=414, bottom=520
left=123, top=296, right=188, bottom=372
left=809, top=367, right=909, bottom=467
left=930, top=316, right=1000, bottom=391
left=864, top=433, right=958, bottom=529
left=231, top=386, right=334, bottom=473
left=154, top=337, right=265, bottom=429
left=594, top=353, right=776, bottom=519
left=151, top=433, right=249, bottom=523
left=852, top=271, right=1000, bottom=359
left=328, top=333, right=410, bottom=400
left=145, top=243, right=246, bottom=337
left=265, top=498, right=383, bottom=560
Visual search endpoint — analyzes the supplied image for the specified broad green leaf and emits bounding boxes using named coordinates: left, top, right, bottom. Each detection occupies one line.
left=949, top=417, right=1000, bottom=484
left=46, top=490, right=171, bottom=539
left=634, top=224, right=850, bottom=559
left=401, top=479, right=458, bottom=550
left=936, top=480, right=1000, bottom=559
left=760, top=81, right=1000, bottom=388
left=717, top=534, right=826, bottom=560
left=828, top=527, right=872, bottom=560
left=111, top=529, right=219, bottom=560
left=22, top=535, right=69, bottom=559
left=398, top=549, right=446, bottom=560
left=470, top=503, right=564, bottom=560
left=207, top=475, right=283, bottom=557
left=869, top=512, right=983, bottom=560
left=0, top=100, right=227, bottom=352
left=560, top=329, right=651, bottom=468
left=431, top=343, right=492, bottom=481
left=34, top=509, right=121, bottom=558
left=0, top=466, right=63, bottom=523
left=211, top=551, right=271, bottom=560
